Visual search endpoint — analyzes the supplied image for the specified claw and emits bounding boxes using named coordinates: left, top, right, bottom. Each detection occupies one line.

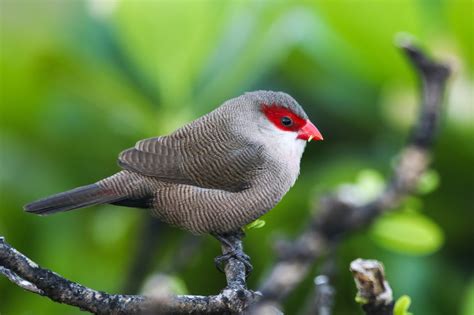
left=214, top=252, right=232, bottom=273
left=214, top=249, right=253, bottom=276
left=212, top=231, right=253, bottom=276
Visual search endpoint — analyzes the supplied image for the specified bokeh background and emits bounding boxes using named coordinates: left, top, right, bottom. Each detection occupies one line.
left=1, top=0, right=473, bottom=314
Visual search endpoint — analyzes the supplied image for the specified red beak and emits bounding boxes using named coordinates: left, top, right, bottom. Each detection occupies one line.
left=297, top=120, right=323, bottom=142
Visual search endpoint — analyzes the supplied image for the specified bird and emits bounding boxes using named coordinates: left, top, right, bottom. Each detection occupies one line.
left=24, top=90, right=323, bottom=272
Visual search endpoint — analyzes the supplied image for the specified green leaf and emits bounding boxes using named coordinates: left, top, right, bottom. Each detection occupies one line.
left=370, top=211, right=444, bottom=255
left=355, top=294, right=369, bottom=305
left=246, top=219, right=266, bottom=230
left=394, top=295, right=413, bottom=315
left=417, top=170, right=440, bottom=195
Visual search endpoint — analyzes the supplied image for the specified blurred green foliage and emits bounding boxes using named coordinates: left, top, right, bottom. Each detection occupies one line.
left=394, top=295, right=413, bottom=315
left=371, top=210, right=444, bottom=255
left=462, top=279, right=474, bottom=315
left=0, top=0, right=473, bottom=314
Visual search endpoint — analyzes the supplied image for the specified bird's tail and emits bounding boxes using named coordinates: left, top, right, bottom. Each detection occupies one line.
left=24, top=183, right=125, bottom=215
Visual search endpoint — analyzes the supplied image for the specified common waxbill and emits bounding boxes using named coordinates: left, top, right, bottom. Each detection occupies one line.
left=25, top=91, right=322, bottom=257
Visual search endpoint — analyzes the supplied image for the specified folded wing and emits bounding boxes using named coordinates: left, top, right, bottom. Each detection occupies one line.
left=118, top=126, right=264, bottom=192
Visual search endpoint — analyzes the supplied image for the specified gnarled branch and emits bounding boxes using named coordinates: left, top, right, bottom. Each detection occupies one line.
left=0, top=235, right=259, bottom=314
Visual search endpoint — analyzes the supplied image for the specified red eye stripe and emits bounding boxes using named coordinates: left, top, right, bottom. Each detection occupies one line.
left=261, top=104, right=306, bottom=132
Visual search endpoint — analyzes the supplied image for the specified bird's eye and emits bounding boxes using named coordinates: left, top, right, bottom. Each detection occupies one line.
left=280, top=116, right=293, bottom=126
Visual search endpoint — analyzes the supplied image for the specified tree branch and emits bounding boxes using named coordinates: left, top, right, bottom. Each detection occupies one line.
left=350, top=259, right=394, bottom=315
left=312, top=274, right=335, bottom=315
left=0, top=235, right=259, bottom=314
left=0, top=265, right=44, bottom=295
left=252, top=38, right=450, bottom=312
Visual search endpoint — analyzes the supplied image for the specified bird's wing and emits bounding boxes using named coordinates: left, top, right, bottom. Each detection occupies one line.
left=118, top=136, right=193, bottom=185
left=118, top=129, right=265, bottom=191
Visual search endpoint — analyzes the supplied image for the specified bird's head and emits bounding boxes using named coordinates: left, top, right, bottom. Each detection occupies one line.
left=240, top=91, right=323, bottom=144
left=260, top=103, right=323, bottom=142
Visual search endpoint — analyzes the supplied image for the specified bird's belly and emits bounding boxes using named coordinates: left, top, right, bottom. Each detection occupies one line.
left=151, top=163, right=297, bottom=234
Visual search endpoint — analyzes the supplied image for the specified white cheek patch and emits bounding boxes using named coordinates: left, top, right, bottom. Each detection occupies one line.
left=258, top=121, right=306, bottom=163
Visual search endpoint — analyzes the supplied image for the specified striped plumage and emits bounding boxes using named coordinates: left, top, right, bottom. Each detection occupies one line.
left=25, top=91, right=322, bottom=234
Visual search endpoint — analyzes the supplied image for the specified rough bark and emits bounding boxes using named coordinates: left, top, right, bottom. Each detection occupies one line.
left=0, top=235, right=259, bottom=314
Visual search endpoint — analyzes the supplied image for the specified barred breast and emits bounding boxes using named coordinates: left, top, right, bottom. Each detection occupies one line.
left=151, top=158, right=293, bottom=234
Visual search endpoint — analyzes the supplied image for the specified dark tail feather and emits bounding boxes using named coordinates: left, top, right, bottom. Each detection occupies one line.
left=24, top=184, right=125, bottom=215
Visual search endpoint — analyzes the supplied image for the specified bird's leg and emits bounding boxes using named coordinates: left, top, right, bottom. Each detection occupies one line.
left=212, top=230, right=253, bottom=277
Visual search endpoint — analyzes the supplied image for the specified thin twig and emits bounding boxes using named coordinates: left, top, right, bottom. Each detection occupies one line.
left=350, top=259, right=394, bottom=315
left=312, top=275, right=335, bottom=315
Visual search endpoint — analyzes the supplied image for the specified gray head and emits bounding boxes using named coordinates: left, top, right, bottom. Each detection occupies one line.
left=222, top=90, right=321, bottom=143
left=243, top=90, right=308, bottom=120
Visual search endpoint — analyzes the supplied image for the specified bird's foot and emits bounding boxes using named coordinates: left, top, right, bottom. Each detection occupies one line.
left=214, top=249, right=253, bottom=275
left=212, top=231, right=253, bottom=276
